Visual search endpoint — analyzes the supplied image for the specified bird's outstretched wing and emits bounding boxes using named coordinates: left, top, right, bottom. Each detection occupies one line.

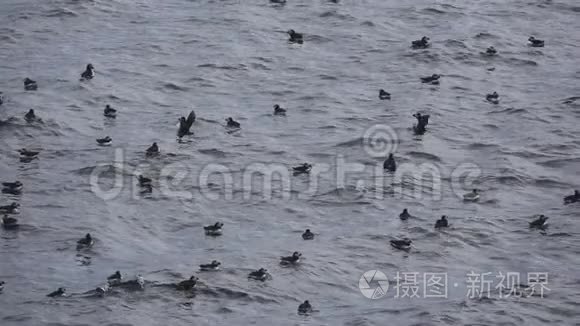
left=185, top=110, right=196, bottom=129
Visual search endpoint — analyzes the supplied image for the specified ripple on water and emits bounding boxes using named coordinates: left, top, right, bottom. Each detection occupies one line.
left=159, top=82, right=189, bottom=92
left=406, top=151, right=442, bottom=162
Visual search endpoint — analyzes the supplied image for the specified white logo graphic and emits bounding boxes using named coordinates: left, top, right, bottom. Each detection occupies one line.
left=363, top=124, right=399, bottom=158
left=359, top=270, right=389, bottom=299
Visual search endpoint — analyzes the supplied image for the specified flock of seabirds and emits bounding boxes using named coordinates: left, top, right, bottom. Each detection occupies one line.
left=1, top=14, right=579, bottom=314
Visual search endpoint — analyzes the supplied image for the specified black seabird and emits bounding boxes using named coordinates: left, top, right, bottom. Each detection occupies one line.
left=434, top=215, right=449, bottom=228
left=96, top=136, right=112, bottom=146
left=413, top=113, right=430, bottom=135
left=293, top=163, right=312, bottom=174
left=24, top=78, right=37, bottom=91
left=0, top=202, right=20, bottom=214
left=486, top=46, right=497, bottom=55
left=77, top=233, right=94, bottom=249
left=104, top=105, right=116, bottom=118
left=528, top=37, right=544, bottom=47
left=280, top=251, right=302, bottom=265
left=383, top=154, right=396, bottom=172
left=248, top=268, right=269, bottom=281
left=199, top=260, right=221, bottom=271
left=273, top=104, right=287, bottom=115
left=24, top=109, right=37, bottom=122
left=287, top=29, right=304, bottom=44
left=420, top=74, right=441, bottom=85
left=2, top=181, right=23, bottom=192
left=81, top=64, right=95, bottom=80
left=390, top=238, right=412, bottom=250
left=107, top=271, right=122, bottom=284
left=204, top=222, right=224, bottom=236
left=178, top=110, right=196, bottom=138
left=176, top=276, right=198, bottom=291
left=19, top=149, right=39, bottom=158
left=486, top=92, right=499, bottom=104
left=302, top=229, right=314, bottom=240
left=226, top=117, right=240, bottom=128
left=146, top=142, right=159, bottom=156
left=379, top=89, right=391, bottom=100
left=411, top=36, right=430, bottom=49
left=47, top=287, right=66, bottom=297
left=2, top=215, right=19, bottom=229
left=463, top=189, right=480, bottom=201
left=298, top=300, right=313, bottom=314
left=529, top=215, right=548, bottom=229
left=399, top=209, right=411, bottom=220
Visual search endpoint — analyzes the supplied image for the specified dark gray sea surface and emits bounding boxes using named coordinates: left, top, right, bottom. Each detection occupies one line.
left=1, top=0, right=580, bottom=325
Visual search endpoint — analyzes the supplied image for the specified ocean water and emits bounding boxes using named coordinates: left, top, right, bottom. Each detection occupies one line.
left=1, top=0, right=580, bottom=325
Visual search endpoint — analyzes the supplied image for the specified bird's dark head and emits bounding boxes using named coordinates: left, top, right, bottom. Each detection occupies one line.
left=403, top=208, right=408, bottom=213
left=87, top=64, right=94, bottom=70
left=287, top=29, right=295, bottom=35
left=85, top=233, right=92, bottom=240
left=305, top=229, right=310, bottom=232
left=528, top=36, right=535, bottom=41
left=293, top=251, right=301, bottom=257
left=304, top=300, right=309, bottom=304
left=422, top=36, right=429, bottom=42
left=59, top=287, right=66, bottom=292
left=274, top=104, right=280, bottom=109
left=433, top=74, right=440, bottom=78
left=260, top=268, right=267, bottom=272
left=10, top=202, right=20, bottom=208
left=575, top=190, right=579, bottom=196
left=441, top=215, right=447, bottom=220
